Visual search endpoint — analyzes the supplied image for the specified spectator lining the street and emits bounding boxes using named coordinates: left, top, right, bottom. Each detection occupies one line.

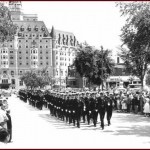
left=143, top=96, right=150, bottom=117
left=0, top=103, right=8, bottom=130
left=6, top=109, right=12, bottom=143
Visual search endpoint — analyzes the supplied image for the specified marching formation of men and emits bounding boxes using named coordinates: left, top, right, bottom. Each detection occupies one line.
left=19, top=89, right=114, bottom=130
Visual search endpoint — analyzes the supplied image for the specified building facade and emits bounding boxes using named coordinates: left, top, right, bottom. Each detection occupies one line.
left=0, top=1, right=78, bottom=90
left=50, top=28, right=78, bottom=89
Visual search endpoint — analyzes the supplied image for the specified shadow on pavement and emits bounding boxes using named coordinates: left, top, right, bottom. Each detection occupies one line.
left=38, top=114, right=78, bottom=129
left=22, top=100, right=150, bottom=136
left=113, top=113, right=150, bottom=123
left=111, top=113, right=150, bottom=139
left=113, top=125, right=150, bottom=139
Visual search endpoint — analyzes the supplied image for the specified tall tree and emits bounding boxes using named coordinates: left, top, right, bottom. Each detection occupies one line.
left=0, top=2, right=17, bottom=43
left=73, top=45, right=114, bottom=89
left=94, top=46, right=114, bottom=89
left=73, top=45, right=96, bottom=87
left=116, top=2, right=150, bottom=88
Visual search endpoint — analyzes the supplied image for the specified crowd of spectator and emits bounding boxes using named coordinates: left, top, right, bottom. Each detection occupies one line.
left=112, top=91, right=150, bottom=117
left=0, top=95, right=12, bottom=145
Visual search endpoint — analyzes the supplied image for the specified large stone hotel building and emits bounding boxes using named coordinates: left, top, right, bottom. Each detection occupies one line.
left=0, top=1, right=78, bottom=90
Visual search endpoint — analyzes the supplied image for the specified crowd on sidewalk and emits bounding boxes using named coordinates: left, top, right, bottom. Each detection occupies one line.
left=112, top=90, right=150, bottom=117
left=0, top=95, right=12, bottom=145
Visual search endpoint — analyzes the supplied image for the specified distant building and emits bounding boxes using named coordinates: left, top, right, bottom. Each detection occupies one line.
left=66, top=65, right=86, bottom=88
left=106, top=56, right=141, bottom=89
left=0, top=1, right=78, bottom=90
left=50, top=28, right=78, bottom=88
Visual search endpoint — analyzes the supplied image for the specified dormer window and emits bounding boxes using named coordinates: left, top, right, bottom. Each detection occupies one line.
left=41, top=26, right=45, bottom=31
left=20, top=26, right=24, bottom=31
left=35, top=26, right=38, bottom=31
left=28, top=26, right=31, bottom=31
left=43, top=32, right=48, bottom=37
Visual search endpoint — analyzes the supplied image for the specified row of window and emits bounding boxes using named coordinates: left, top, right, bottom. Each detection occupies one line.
left=56, top=57, right=71, bottom=61
left=20, top=26, right=45, bottom=32
left=2, top=43, right=50, bottom=50
left=1, top=61, right=8, bottom=65
left=55, top=70, right=68, bottom=76
left=1, top=79, right=23, bottom=86
left=18, top=32, right=48, bottom=38
left=1, top=50, right=49, bottom=54
left=18, top=51, right=49, bottom=54
left=55, top=62, right=71, bottom=66
left=19, top=39, right=49, bottom=43
left=8, top=55, right=49, bottom=60
left=1, top=56, right=8, bottom=59
left=55, top=51, right=74, bottom=56
left=55, top=80, right=66, bottom=84
left=9, top=61, right=49, bottom=66
left=1, top=50, right=8, bottom=53
left=2, top=39, right=50, bottom=49
left=3, top=70, right=49, bottom=76
left=19, top=45, right=49, bottom=49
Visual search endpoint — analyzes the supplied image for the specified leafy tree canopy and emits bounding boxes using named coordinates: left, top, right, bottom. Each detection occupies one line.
left=20, top=67, right=52, bottom=90
left=73, top=45, right=114, bottom=86
left=116, top=2, right=150, bottom=87
left=0, top=2, right=17, bottom=43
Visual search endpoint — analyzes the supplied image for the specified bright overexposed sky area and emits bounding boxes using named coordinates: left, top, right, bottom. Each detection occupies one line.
left=11, top=1, right=127, bottom=54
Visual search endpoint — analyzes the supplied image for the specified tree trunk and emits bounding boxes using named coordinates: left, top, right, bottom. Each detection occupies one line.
left=101, top=80, right=103, bottom=91
left=140, top=76, right=144, bottom=90
left=89, top=81, right=91, bottom=91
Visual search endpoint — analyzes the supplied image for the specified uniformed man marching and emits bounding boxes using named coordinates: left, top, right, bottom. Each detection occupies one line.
left=97, top=92, right=106, bottom=130
left=84, top=92, right=90, bottom=125
left=106, top=93, right=113, bottom=126
left=89, top=92, right=98, bottom=127
left=18, top=88, right=115, bottom=130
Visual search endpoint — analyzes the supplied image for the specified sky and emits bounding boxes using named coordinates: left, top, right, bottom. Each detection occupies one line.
left=18, top=1, right=126, bottom=54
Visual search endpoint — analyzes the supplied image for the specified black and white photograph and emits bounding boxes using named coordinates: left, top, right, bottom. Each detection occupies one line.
left=0, top=1, right=150, bottom=149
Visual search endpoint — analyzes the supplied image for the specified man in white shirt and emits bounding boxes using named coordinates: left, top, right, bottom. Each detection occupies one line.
left=0, top=103, right=8, bottom=130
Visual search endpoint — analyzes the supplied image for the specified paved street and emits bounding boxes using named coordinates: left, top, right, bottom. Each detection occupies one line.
left=3, top=94, right=150, bottom=148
